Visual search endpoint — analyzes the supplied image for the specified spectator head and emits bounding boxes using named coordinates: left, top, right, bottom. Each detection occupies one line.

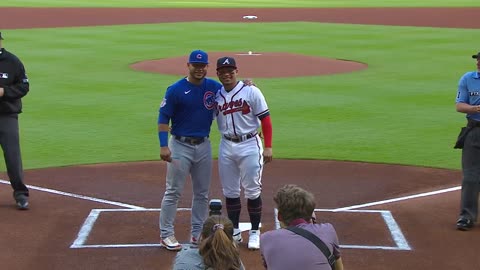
left=274, top=184, right=316, bottom=226
left=199, top=215, right=242, bottom=270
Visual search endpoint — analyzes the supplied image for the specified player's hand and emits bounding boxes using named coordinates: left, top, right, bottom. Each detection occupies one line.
left=474, top=105, right=480, bottom=113
left=263, top=148, right=273, bottom=164
left=160, top=147, right=172, bottom=162
left=243, top=78, right=256, bottom=86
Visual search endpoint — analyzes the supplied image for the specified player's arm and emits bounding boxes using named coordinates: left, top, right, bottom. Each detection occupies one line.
left=260, top=113, right=273, bottom=163
left=158, top=112, right=172, bottom=163
left=158, top=89, right=174, bottom=162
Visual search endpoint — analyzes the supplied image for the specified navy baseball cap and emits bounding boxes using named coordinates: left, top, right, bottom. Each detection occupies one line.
left=216, top=56, right=237, bottom=70
left=189, top=50, right=209, bottom=64
left=472, top=52, right=480, bottom=59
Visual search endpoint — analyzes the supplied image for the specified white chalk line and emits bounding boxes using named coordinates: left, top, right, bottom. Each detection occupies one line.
left=381, top=211, right=411, bottom=250
left=71, top=207, right=258, bottom=249
left=71, top=208, right=189, bottom=248
left=0, top=177, right=458, bottom=251
left=274, top=208, right=411, bottom=250
left=0, top=179, right=145, bottom=210
left=71, top=209, right=102, bottom=248
left=333, top=186, right=460, bottom=211
left=235, top=53, right=262, bottom=56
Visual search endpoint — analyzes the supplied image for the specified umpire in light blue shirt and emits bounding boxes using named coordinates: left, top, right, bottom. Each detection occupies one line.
left=454, top=51, right=480, bottom=231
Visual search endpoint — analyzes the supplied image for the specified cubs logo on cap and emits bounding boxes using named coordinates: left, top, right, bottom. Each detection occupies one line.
left=216, top=56, right=237, bottom=70
left=189, top=50, right=209, bottom=64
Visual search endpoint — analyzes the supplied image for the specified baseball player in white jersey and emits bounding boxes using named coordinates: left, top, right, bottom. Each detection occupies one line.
left=214, top=56, right=273, bottom=250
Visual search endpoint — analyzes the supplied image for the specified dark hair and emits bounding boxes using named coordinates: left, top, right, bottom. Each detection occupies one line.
left=199, top=215, right=242, bottom=270
left=274, top=184, right=316, bottom=225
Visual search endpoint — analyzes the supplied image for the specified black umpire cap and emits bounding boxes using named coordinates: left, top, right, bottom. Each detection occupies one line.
left=472, top=52, right=480, bottom=59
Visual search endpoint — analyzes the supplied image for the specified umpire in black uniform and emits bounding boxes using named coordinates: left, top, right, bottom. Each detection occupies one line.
left=0, top=32, right=30, bottom=210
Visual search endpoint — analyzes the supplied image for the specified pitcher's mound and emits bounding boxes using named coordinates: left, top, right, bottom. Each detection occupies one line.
left=130, top=52, right=367, bottom=78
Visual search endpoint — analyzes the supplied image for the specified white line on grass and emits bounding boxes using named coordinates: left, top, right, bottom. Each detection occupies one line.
left=0, top=179, right=144, bottom=209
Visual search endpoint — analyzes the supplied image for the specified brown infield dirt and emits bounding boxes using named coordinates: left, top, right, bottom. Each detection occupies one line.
left=0, top=7, right=479, bottom=270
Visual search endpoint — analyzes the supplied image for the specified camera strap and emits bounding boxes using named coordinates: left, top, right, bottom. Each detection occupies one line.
left=286, top=226, right=336, bottom=269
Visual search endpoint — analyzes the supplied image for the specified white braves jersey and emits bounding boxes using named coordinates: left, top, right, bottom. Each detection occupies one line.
left=215, top=81, right=269, bottom=137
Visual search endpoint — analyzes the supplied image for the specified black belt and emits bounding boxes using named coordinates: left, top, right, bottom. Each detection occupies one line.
left=467, top=119, right=480, bottom=128
left=223, top=132, right=257, bottom=143
left=175, top=136, right=205, bottom=145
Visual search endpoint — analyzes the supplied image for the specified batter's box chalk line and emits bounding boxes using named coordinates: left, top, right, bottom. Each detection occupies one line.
left=0, top=179, right=455, bottom=251
left=282, top=208, right=410, bottom=251
left=71, top=208, right=410, bottom=250
left=70, top=208, right=261, bottom=249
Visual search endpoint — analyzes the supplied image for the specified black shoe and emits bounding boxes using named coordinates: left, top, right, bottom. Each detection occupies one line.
left=15, top=195, right=29, bottom=210
left=456, top=218, right=474, bottom=231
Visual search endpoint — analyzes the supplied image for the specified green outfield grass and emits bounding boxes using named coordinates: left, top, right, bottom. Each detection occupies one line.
left=1, top=22, right=473, bottom=170
left=0, top=0, right=476, bottom=170
left=1, top=0, right=480, bottom=7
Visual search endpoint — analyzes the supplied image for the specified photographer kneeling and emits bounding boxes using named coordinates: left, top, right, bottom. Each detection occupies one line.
left=260, top=184, right=344, bottom=270
left=172, top=200, right=245, bottom=270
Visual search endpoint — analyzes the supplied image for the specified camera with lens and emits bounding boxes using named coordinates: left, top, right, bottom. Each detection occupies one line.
left=209, top=199, right=222, bottom=216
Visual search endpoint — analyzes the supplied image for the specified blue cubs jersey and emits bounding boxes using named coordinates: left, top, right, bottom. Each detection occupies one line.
left=456, top=71, right=480, bottom=121
left=159, top=77, right=222, bottom=137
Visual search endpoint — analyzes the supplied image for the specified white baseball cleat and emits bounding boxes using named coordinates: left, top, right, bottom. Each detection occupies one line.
left=248, top=230, right=260, bottom=250
left=233, top=228, right=243, bottom=243
left=160, top=235, right=182, bottom=251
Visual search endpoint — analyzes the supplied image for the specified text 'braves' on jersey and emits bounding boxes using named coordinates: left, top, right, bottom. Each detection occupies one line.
left=215, top=80, right=269, bottom=137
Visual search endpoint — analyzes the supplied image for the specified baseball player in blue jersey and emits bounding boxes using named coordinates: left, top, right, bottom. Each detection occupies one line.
left=158, top=50, right=222, bottom=250
left=455, top=51, right=480, bottom=231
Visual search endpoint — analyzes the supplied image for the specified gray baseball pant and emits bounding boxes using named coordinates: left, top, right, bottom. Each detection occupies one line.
left=160, top=137, right=212, bottom=239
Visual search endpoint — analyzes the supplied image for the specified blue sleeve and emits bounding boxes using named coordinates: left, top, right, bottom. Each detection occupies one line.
left=158, top=86, right=176, bottom=124
left=158, top=111, right=169, bottom=124
left=456, top=74, right=469, bottom=104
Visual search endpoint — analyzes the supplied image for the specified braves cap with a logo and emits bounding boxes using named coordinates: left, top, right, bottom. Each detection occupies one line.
left=188, top=50, right=209, bottom=64
left=472, top=52, right=480, bottom=59
left=216, top=56, right=237, bottom=70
